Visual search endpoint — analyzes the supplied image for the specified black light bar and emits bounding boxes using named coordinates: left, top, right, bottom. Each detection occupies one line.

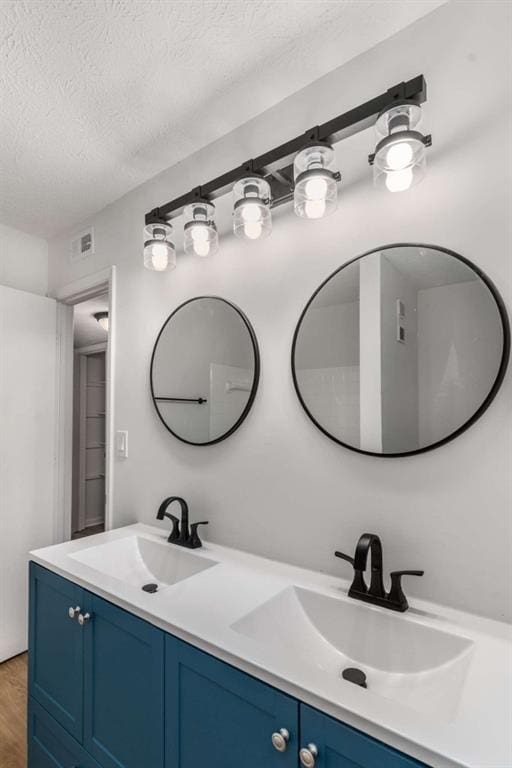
left=145, top=75, right=427, bottom=226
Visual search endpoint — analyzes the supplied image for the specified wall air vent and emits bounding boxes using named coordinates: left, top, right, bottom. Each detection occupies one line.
left=70, top=227, right=95, bottom=263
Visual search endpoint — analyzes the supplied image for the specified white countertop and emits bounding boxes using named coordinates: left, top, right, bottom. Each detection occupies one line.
left=31, top=523, right=512, bottom=768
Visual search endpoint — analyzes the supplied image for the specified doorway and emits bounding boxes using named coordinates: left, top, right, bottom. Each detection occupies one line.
left=55, top=267, right=116, bottom=543
left=71, top=294, right=109, bottom=538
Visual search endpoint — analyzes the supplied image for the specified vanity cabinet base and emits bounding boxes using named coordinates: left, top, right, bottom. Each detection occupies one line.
left=28, top=562, right=430, bottom=768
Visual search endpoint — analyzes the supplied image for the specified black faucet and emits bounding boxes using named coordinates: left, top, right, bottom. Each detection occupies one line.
left=335, top=533, right=424, bottom=612
left=156, top=496, right=208, bottom=549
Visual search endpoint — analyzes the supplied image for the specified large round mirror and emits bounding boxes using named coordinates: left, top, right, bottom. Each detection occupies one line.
left=292, top=245, right=509, bottom=456
left=151, top=297, right=259, bottom=445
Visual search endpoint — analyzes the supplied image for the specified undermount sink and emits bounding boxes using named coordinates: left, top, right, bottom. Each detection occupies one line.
left=232, top=586, right=474, bottom=718
left=70, top=535, right=217, bottom=590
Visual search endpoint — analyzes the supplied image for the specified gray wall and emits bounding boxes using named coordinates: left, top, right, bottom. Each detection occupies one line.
left=48, top=1, right=512, bottom=621
left=0, top=222, right=48, bottom=295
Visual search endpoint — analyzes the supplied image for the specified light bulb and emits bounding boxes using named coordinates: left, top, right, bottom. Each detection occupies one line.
left=194, top=239, right=210, bottom=256
left=386, top=141, right=413, bottom=171
left=190, top=224, right=210, bottom=255
left=149, top=242, right=169, bottom=271
left=385, top=167, right=413, bottom=193
left=191, top=224, right=208, bottom=241
left=304, top=199, right=327, bottom=219
left=184, top=202, right=218, bottom=257
left=143, top=222, right=175, bottom=271
left=233, top=177, right=272, bottom=240
left=304, top=175, right=328, bottom=200
left=243, top=221, right=263, bottom=240
left=241, top=202, right=262, bottom=223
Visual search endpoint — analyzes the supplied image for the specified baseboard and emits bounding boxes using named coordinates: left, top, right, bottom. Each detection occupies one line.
left=84, top=517, right=104, bottom=528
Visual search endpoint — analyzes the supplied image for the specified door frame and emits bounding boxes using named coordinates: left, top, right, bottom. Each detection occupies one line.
left=54, top=266, right=116, bottom=541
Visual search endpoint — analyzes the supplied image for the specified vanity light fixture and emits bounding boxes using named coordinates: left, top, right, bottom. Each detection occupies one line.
left=368, top=102, right=432, bottom=193
left=183, top=201, right=219, bottom=257
left=144, top=75, right=430, bottom=268
left=233, top=177, right=272, bottom=240
left=143, top=222, right=176, bottom=271
left=293, top=144, right=340, bottom=219
left=93, top=311, right=109, bottom=332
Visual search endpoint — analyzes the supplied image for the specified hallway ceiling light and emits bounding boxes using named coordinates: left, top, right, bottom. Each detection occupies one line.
left=233, top=177, right=272, bottom=240
left=293, top=145, right=340, bottom=219
left=143, top=222, right=176, bottom=271
left=183, top=202, right=219, bottom=257
left=93, top=311, right=109, bottom=332
left=369, top=102, right=431, bottom=193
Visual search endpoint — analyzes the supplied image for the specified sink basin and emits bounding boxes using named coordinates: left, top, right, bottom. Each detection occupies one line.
left=232, top=586, right=474, bottom=718
left=70, top=535, right=217, bottom=591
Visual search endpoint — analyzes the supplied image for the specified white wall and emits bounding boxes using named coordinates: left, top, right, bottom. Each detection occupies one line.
left=418, top=279, right=503, bottom=446
left=295, top=301, right=361, bottom=447
left=0, top=222, right=48, bottom=295
left=48, top=1, right=512, bottom=622
left=380, top=255, right=419, bottom=453
left=359, top=253, right=382, bottom=453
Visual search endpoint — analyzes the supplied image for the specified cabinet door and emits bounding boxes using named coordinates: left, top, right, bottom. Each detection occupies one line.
left=82, top=591, right=164, bottom=768
left=28, top=697, right=101, bottom=768
left=299, top=705, right=427, bottom=768
left=165, top=636, right=299, bottom=768
left=29, top=563, right=84, bottom=741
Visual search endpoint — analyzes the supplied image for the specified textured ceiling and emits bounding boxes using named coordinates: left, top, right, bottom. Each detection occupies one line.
left=0, top=0, right=445, bottom=239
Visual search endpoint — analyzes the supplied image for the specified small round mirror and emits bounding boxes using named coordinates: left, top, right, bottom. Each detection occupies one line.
left=151, top=297, right=259, bottom=445
left=292, top=245, right=509, bottom=456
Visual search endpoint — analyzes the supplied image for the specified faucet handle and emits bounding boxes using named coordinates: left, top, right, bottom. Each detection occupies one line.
left=166, top=513, right=180, bottom=542
left=388, top=570, right=424, bottom=611
left=334, top=551, right=354, bottom=566
left=189, top=521, right=208, bottom=549
left=335, top=551, right=367, bottom=594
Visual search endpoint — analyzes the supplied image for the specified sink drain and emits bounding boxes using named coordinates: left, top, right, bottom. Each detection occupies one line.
left=341, top=667, right=367, bottom=688
left=142, top=583, right=158, bottom=594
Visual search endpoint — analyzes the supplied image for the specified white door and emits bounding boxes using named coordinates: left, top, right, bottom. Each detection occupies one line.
left=0, top=285, right=57, bottom=661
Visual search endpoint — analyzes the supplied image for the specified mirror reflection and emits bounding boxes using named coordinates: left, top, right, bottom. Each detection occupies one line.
left=292, top=246, right=508, bottom=455
left=151, top=297, right=259, bottom=445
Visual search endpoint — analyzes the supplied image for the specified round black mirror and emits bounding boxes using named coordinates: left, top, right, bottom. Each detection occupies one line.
left=151, top=297, right=260, bottom=445
left=292, top=244, right=509, bottom=457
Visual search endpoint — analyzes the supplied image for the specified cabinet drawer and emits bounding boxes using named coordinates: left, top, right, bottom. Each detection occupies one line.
left=28, top=697, right=101, bottom=768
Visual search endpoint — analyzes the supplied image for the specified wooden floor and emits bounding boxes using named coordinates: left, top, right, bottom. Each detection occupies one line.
left=0, top=653, right=27, bottom=768
left=72, top=522, right=105, bottom=540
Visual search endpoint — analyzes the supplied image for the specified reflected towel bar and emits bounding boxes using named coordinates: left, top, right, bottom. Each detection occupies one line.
left=155, top=396, right=207, bottom=404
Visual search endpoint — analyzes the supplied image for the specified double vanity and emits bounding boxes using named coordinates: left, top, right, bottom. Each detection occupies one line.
left=29, top=523, right=511, bottom=768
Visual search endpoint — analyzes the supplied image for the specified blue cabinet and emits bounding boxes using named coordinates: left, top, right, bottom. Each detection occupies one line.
left=28, top=697, right=101, bottom=768
left=29, top=563, right=429, bottom=768
left=165, top=636, right=299, bottom=768
left=29, top=562, right=84, bottom=741
left=299, top=704, right=426, bottom=768
left=83, top=591, right=164, bottom=768
left=29, top=563, right=164, bottom=768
